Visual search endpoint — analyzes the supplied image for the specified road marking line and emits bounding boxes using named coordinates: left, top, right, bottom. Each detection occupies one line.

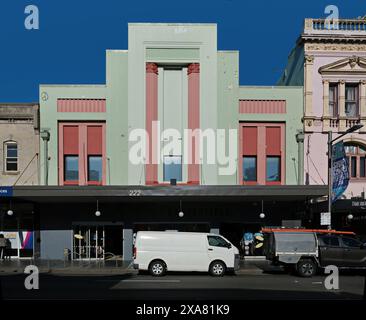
left=122, top=279, right=181, bottom=283
left=97, top=279, right=182, bottom=283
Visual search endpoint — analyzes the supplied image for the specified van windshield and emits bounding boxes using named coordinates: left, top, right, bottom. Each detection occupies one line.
left=207, top=236, right=229, bottom=248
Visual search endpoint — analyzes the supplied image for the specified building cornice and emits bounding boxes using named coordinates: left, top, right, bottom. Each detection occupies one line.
left=304, top=42, right=366, bottom=52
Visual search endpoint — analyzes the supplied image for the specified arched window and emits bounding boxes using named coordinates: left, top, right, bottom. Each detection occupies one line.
left=4, top=141, right=18, bottom=172
left=344, top=142, right=366, bottom=179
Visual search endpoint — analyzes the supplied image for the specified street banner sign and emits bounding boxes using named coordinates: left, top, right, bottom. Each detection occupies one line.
left=332, top=141, right=349, bottom=203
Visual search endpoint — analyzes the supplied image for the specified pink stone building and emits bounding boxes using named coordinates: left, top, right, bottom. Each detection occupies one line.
left=279, top=18, right=366, bottom=231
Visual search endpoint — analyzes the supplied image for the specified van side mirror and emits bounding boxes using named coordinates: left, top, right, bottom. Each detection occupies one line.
left=227, top=243, right=232, bottom=249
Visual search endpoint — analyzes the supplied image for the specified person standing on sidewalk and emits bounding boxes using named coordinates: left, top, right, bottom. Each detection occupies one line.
left=0, top=234, right=6, bottom=260
left=5, top=238, right=11, bottom=260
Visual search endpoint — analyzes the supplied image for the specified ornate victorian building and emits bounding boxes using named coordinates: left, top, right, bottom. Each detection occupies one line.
left=279, top=18, right=366, bottom=231
left=280, top=18, right=366, bottom=194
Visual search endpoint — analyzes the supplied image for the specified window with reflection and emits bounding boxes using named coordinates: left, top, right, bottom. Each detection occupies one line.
left=163, top=155, right=182, bottom=182
left=64, top=156, right=79, bottom=181
left=266, top=156, right=281, bottom=182
left=243, top=156, right=257, bottom=182
left=345, top=84, right=359, bottom=117
left=329, top=84, right=338, bottom=117
left=4, top=142, right=18, bottom=172
left=207, top=236, right=229, bottom=248
left=88, top=156, right=102, bottom=182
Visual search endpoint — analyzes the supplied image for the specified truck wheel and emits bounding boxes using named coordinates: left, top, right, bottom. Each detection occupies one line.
left=209, top=261, right=226, bottom=277
left=149, top=260, right=166, bottom=277
left=297, top=259, right=317, bottom=277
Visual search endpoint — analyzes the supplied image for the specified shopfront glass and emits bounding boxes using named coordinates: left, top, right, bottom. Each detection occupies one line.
left=72, top=225, right=122, bottom=260
left=0, top=213, right=34, bottom=258
left=73, top=226, right=104, bottom=260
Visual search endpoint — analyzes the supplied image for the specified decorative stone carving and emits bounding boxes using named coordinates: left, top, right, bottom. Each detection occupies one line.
left=349, top=56, right=359, bottom=68
left=187, top=63, right=200, bottom=75
left=146, top=63, right=158, bottom=74
left=305, top=43, right=366, bottom=52
left=319, top=57, right=366, bottom=75
left=305, top=55, right=314, bottom=63
left=41, top=92, right=48, bottom=101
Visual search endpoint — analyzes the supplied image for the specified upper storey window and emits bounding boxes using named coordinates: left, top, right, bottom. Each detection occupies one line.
left=329, top=84, right=338, bottom=117
left=345, top=84, right=359, bottom=117
left=345, top=142, right=366, bottom=179
left=328, top=83, right=360, bottom=118
left=240, top=123, right=285, bottom=185
left=4, top=141, right=18, bottom=172
left=320, top=57, right=366, bottom=120
left=59, top=123, right=105, bottom=186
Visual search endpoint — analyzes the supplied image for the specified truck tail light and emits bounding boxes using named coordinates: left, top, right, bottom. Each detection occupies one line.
left=133, top=246, right=137, bottom=259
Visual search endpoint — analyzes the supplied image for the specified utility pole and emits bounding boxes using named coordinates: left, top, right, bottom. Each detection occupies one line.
left=327, top=131, right=332, bottom=230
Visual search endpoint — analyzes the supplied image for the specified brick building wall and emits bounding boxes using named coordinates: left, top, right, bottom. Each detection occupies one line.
left=0, top=104, right=40, bottom=186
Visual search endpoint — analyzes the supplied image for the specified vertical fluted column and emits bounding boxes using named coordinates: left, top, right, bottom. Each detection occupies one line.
left=145, top=63, right=158, bottom=184
left=304, top=55, right=314, bottom=117
left=187, top=63, right=200, bottom=184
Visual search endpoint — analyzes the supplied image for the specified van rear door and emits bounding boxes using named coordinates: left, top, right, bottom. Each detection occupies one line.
left=206, top=235, right=233, bottom=268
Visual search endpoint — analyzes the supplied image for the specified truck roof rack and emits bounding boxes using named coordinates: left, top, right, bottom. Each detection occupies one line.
left=261, top=228, right=355, bottom=235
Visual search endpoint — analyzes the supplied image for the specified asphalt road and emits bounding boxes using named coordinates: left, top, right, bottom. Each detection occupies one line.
left=1, top=271, right=365, bottom=300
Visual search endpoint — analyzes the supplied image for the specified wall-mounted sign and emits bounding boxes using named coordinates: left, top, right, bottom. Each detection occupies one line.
left=0, top=186, right=13, bottom=197
left=320, top=212, right=331, bottom=226
left=351, top=201, right=366, bottom=207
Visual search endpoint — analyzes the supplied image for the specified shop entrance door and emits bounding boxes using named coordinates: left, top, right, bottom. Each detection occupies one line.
left=72, top=225, right=123, bottom=260
left=104, top=226, right=122, bottom=259
left=73, top=226, right=104, bottom=260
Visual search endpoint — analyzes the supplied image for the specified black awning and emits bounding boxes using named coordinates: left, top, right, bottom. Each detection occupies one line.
left=313, top=198, right=366, bottom=213
left=6, top=185, right=328, bottom=204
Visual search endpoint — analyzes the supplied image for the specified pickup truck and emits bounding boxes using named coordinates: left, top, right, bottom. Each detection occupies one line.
left=263, top=229, right=366, bottom=277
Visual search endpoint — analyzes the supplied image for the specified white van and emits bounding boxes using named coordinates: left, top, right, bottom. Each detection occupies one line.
left=133, top=231, right=240, bottom=276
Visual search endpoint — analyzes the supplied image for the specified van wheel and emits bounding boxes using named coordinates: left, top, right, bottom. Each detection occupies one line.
left=209, top=261, right=226, bottom=277
left=297, top=259, right=317, bottom=277
left=149, top=260, right=166, bottom=277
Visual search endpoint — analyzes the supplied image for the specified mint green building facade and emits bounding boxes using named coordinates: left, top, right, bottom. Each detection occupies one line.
left=39, top=24, right=303, bottom=187
left=238, top=86, right=304, bottom=185
left=34, top=23, right=311, bottom=261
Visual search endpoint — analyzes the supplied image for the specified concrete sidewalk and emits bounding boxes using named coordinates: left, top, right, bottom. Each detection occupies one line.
left=0, top=259, right=133, bottom=275
left=0, top=258, right=281, bottom=275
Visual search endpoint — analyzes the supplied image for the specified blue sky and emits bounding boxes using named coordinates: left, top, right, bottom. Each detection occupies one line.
left=1, top=0, right=366, bottom=102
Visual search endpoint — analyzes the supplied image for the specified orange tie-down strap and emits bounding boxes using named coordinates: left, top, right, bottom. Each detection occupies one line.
left=261, top=228, right=356, bottom=236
